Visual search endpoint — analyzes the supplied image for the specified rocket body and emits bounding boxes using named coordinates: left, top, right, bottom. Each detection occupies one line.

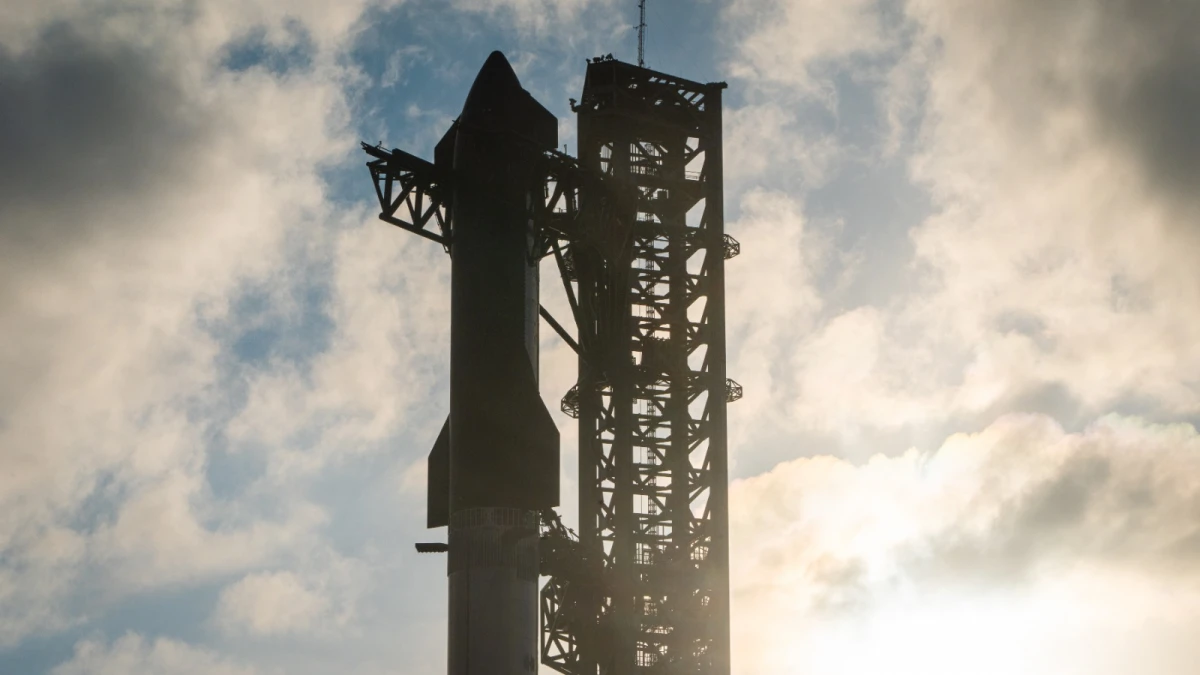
left=425, top=51, right=560, bottom=675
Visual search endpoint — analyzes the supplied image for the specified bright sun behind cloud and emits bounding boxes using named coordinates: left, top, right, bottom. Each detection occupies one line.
left=731, top=414, right=1200, bottom=675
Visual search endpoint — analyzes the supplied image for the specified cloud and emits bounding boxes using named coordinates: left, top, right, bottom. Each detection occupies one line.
left=52, top=634, right=260, bottom=675
left=717, top=0, right=1200, bottom=470
left=0, top=526, right=87, bottom=644
left=896, top=0, right=1200, bottom=415
left=724, top=190, right=827, bottom=459
left=716, top=2, right=1200, bottom=672
left=211, top=545, right=371, bottom=639
left=224, top=210, right=450, bottom=480
left=215, top=571, right=331, bottom=637
left=380, top=45, right=426, bottom=88
left=0, top=26, right=208, bottom=249
left=447, top=0, right=614, bottom=36
left=0, top=0, right=390, bottom=57
left=0, top=0, right=369, bottom=646
left=730, top=413, right=1200, bottom=674
left=724, top=104, right=840, bottom=188
left=89, top=473, right=326, bottom=592
left=905, top=0, right=1200, bottom=219
left=725, top=0, right=892, bottom=93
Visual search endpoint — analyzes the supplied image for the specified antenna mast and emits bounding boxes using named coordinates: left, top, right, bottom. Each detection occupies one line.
left=637, top=0, right=647, bottom=67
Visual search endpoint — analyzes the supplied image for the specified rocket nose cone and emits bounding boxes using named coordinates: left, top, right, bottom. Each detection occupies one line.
left=461, top=51, right=525, bottom=122
left=453, top=50, right=558, bottom=151
left=480, top=51, right=518, bottom=84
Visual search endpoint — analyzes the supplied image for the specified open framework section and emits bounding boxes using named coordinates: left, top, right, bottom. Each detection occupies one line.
left=541, top=58, right=737, bottom=675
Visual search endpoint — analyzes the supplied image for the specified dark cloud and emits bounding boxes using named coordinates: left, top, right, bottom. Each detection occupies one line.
left=897, top=454, right=1110, bottom=588
left=984, top=0, right=1200, bottom=217
left=1002, top=383, right=1083, bottom=428
left=900, top=443, right=1199, bottom=592
left=929, top=0, right=1200, bottom=227
left=1005, top=454, right=1110, bottom=545
left=1091, top=0, right=1200, bottom=214
left=993, top=310, right=1055, bottom=351
left=0, top=25, right=208, bottom=255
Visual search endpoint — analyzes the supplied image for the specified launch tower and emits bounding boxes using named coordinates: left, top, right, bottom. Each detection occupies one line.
left=363, top=53, right=737, bottom=675
left=540, top=57, right=736, bottom=675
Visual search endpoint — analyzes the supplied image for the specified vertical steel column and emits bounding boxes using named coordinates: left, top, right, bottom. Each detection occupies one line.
left=664, top=133, right=692, bottom=668
left=575, top=245, right=600, bottom=675
left=700, top=86, right=730, bottom=675
left=610, top=130, right=638, bottom=675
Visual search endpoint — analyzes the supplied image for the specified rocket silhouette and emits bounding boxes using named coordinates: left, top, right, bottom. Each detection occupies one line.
left=425, top=51, right=560, bottom=528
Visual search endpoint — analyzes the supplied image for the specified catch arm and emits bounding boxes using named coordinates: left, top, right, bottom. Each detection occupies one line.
left=362, top=142, right=452, bottom=249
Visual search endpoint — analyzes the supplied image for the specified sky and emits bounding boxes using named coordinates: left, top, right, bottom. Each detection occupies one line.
left=1, top=0, right=1198, bottom=673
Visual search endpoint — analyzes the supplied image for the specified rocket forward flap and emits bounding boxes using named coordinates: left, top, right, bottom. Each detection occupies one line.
left=427, top=416, right=450, bottom=528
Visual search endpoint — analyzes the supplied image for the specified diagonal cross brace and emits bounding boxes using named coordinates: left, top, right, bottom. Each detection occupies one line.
left=362, top=142, right=452, bottom=248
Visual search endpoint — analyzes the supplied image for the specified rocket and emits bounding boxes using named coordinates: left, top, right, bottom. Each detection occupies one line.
left=424, top=51, right=560, bottom=675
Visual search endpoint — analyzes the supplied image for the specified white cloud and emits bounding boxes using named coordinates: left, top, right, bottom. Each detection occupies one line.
left=448, top=0, right=614, bottom=36
left=225, top=210, right=450, bottom=480
left=725, top=103, right=840, bottom=187
left=53, top=633, right=260, bottom=675
left=893, top=0, right=1200, bottom=417
left=0, top=0, right=394, bottom=58
left=0, top=526, right=87, bottom=644
left=725, top=0, right=892, bottom=93
left=718, top=0, right=1200, bottom=465
left=212, top=547, right=370, bottom=639
left=215, top=571, right=331, bottom=637
left=725, top=190, right=827, bottom=452
left=90, top=473, right=326, bottom=591
left=0, top=0, right=378, bottom=645
left=717, top=7, right=1200, bottom=669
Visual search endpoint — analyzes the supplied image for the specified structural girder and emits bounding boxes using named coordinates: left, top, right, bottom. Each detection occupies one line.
left=362, top=142, right=452, bottom=247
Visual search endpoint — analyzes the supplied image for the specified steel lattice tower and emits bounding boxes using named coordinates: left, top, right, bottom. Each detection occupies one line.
left=542, top=58, right=738, bottom=675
